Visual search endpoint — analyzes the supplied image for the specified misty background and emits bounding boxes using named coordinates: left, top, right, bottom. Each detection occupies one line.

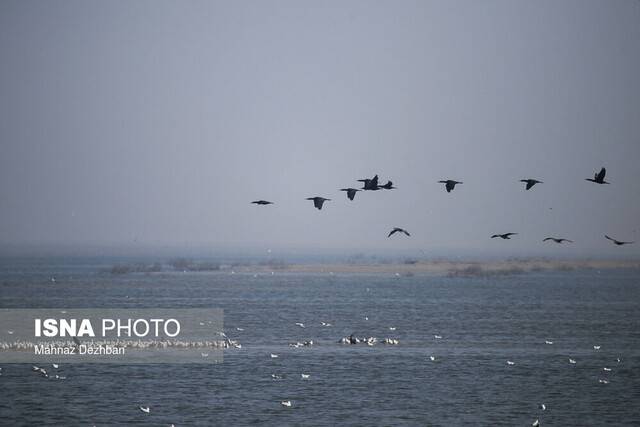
left=1, top=0, right=639, bottom=258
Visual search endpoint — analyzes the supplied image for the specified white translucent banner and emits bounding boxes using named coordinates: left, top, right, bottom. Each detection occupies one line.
left=0, top=309, right=224, bottom=363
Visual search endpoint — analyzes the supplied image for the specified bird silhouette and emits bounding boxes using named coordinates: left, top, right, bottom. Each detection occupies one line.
left=438, top=180, right=462, bottom=193
left=491, top=233, right=518, bottom=239
left=379, top=180, right=396, bottom=190
left=306, top=197, right=331, bottom=210
left=340, top=188, right=360, bottom=201
left=251, top=200, right=273, bottom=205
left=520, top=179, right=543, bottom=190
left=388, top=227, right=411, bottom=238
left=605, top=235, right=634, bottom=246
left=586, top=167, right=610, bottom=184
left=543, top=237, right=573, bottom=243
left=358, top=174, right=380, bottom=190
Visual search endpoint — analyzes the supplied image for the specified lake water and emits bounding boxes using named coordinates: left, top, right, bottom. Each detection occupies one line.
left=1, top=258, right=639, bottom=426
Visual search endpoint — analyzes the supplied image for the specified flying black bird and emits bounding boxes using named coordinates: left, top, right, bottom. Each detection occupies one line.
left=306, top=197, right=331, bottom=210
left=358, top=174, right=380, bottom=190
left=520, top=179, right=543, bottom=190
left=251, top=200, right=273, bottom=205
left=340, top=188, right=360, bottom=201
left=388, top=227, right=411, bottom=238
left=586, top=168, right=609, bottom=184
left=379, top=180, right=396, bottom=190
left=543, top=237, right=573, bottom=244
left=438, top=180, right=462, bottom=193
left=491, top=233, right=518, bottom=239
left=605, top=235, right=634, bottom=246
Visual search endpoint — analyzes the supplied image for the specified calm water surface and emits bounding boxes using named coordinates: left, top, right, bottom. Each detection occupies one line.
left=1, top=258, right=639, bottom=426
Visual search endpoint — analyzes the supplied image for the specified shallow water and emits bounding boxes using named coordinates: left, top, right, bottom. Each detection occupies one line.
left=1, top=259, right=639, bottom=426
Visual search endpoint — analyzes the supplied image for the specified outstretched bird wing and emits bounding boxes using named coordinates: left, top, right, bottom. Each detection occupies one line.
left=596, top=168, right=606, bottom=182
left=526, top=180, right=535, bottom=190
left=371, top=175, right=379, bottom=187
left=314, top=198, right=324, bottom=209
left=606, top=235, right=633, bottom=245
left=402, top=229, right=411, bottom=236
left=388, top=229, right=398, bottom=238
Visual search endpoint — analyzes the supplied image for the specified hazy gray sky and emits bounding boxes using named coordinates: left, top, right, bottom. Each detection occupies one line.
left=1, top=0, right=639, bottom=256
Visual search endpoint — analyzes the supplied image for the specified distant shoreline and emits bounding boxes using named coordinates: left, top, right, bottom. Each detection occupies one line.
left=3, top=255, right=638, bottom=277
left=234, top=258, right=640, bottom=276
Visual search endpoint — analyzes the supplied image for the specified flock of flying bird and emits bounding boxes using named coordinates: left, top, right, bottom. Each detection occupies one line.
left=251, top=167, right=634, bottom=246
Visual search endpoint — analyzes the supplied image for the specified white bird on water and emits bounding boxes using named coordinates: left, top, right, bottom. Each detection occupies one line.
left=545, top=340, right=553, bottom=345
left=389, top=327, right=396, bottom=331
left=507, top=361, right=515, bottom=366
left=281, top=401, right=292, bottom=407
left=270, top=354, right=279, bottom=358
left=7, top=330, right=14, bottom=335
left=532, top=419, right=539, bottom=427
left=599, top=379, right=609, bottom=384
left=569, top=358, right=577, bottom=364
left=320, top=322, right=332, bottom=327
left=301, top=373, right=310, bottom=379
left=603, top=367, right=612, bottom=372
left=139, top=406, right=150, bottom=414
left=32, top=366, right=48, bottom=377
left=434, top=335, right=442, bottom=339
left=429, top=356, right=436, bottom=362
left=236, top=327, right=244, bottom=331
left=295, top=323, right=305, bottom=328
left=540, top=403, right=546, bottom=411
left=52, top=364, right=59, bottom=369
left=593, top=345, right=601, bottom=350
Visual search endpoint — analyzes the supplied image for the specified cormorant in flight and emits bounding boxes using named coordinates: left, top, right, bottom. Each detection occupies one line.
left=306, top=197, right=331, bottom=210
left=438, top=180, right=462, bottom=193
left=543, top=237, right=573, bottom=243
left=251, top=200, right=273, bottom=205
left=520, top=179, right=543, bottom=190
left=586, top=168, right=609, bottom=184
left=605, top=235, right=634, bottom=246
left=340, top=188, right=360, bottom=201
left=491, top=233, right=518, bottom=239
left=388, top=227, right=411, bottom=238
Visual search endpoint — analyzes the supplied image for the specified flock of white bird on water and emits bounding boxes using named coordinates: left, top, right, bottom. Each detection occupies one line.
left=4, top=319, right=622, bottom=427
